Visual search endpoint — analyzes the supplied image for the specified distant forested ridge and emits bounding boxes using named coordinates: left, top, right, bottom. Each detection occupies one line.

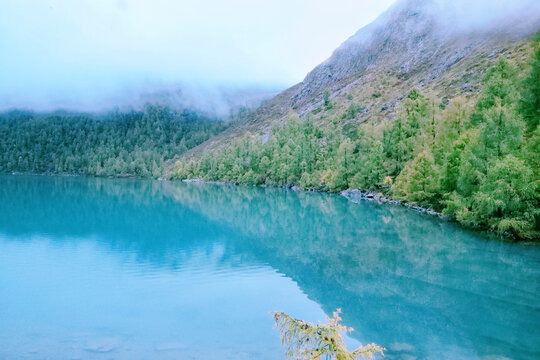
left=0, top=105, right=227, bottom=178
left=173, top=44, right=540, bottom=240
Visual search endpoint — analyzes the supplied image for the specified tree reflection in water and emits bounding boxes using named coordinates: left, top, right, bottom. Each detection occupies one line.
left=0, top=176, right=538, bottom=360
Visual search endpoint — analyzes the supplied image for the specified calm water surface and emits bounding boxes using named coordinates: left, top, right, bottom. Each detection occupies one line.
left=0, top=176, right=539, bottom=360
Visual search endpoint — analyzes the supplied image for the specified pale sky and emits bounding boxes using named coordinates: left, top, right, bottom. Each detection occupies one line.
left=0, top=0, right=396, bottom=110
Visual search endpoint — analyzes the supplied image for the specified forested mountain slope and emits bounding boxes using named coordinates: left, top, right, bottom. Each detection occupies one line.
left=0, top=105, right=227, bottom=177
left=175, top=0, right=540, bottom=158
left=171, top=0, right=540, bottom=239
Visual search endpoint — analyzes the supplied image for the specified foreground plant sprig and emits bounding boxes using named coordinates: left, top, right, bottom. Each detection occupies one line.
left=272, top=309, right=384, bottom=360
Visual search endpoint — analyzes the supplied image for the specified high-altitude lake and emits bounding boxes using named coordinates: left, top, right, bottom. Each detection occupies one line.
left=0, top=176, right=539, bottom=360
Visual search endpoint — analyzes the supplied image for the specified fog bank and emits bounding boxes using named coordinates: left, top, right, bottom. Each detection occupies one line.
left=0, top=0, right=395, bottom=113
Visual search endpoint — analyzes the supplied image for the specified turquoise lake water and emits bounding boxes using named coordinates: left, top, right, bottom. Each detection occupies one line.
left=0, top=175, right=538, bottom=360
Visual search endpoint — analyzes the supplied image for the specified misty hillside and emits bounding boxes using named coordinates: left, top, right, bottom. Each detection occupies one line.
left=172, top=0, right=540, bottom=239
left=177, top=0, right=540, bottom=157
left=115, top=85, right=279, bottom=120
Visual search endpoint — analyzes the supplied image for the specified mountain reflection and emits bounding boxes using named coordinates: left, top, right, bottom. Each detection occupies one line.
left=0, top=176, right=538, bottom=360
left=162, top=181, right=540, bottom=360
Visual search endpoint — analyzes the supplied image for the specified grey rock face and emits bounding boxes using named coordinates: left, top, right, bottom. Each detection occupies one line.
left=290, top=0, right=540, bottom=109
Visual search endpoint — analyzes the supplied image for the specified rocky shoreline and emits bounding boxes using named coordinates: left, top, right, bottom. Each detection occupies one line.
left=178, top=178, right=442, bottom=218
left=181, top=178, right=235, bottom=186
left=340, top=189, right=442, bottom=217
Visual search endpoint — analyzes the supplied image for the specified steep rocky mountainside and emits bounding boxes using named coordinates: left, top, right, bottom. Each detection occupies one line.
left=172, top=0, right=540, bottom=162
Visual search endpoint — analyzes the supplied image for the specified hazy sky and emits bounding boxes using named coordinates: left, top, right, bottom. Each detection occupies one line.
left=0, top=0, right=396, bottom=109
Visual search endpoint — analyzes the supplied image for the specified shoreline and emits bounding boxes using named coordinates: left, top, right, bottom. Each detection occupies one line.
left=1, top=173, right=522, bottom=242
left=180, top=178, right=443, bottom=217
left=339, top=189, right=442, bottom=217
left=177, top=178, right=528, bottom=242
left=176, top=178, right=538, bottom=243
